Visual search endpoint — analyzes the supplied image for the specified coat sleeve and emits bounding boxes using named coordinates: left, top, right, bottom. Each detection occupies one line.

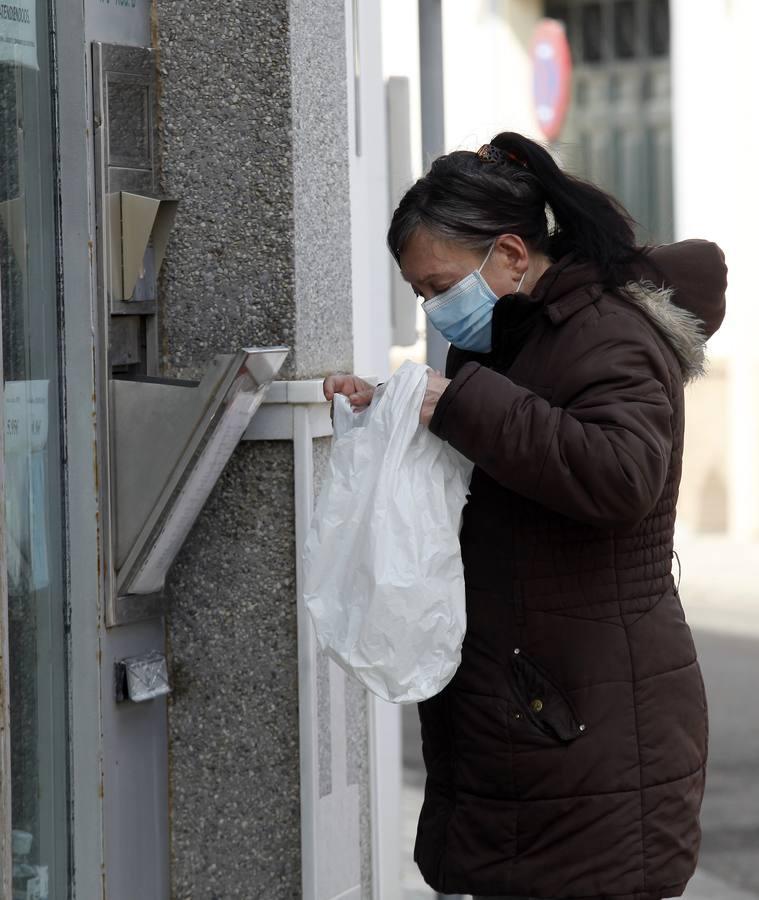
left=428, top=311, right=675, bottom=529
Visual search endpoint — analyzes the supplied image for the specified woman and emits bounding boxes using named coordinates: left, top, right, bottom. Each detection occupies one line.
left=323, top=132, right=726, bottom=900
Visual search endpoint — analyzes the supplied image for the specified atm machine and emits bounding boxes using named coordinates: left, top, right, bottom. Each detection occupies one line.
left=89, top=35, right=288, bottom=900
left=91, top=42, right=288, bottom=629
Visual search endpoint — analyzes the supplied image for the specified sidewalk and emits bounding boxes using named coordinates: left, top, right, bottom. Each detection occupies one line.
left=401, top=782, right=431, bottom=900
left=684, top=869, right=759, bottom=900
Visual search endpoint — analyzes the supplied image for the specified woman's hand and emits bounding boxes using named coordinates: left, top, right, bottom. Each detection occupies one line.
left=323, top=372, right=376, bottom=409
left=420, top=369, right=451, bottom=427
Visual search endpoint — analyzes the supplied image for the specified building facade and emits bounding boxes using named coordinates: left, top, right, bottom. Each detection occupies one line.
left=384, top=0, right=758, bottom=542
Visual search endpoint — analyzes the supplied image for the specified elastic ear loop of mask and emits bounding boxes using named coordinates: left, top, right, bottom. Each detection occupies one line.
left=480, top=241, right=528, bottom=294
left=477, top=240, right=497, bottom=273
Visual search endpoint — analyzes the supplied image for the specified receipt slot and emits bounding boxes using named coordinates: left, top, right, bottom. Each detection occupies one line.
left=93, top=42, right=289, bottom=624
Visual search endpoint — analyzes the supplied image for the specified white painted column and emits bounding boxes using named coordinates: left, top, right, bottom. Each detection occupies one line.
left=245, top=377, right=404, bottom=900
left=671, top=0, right=759, bottom=539
left=347, top=0, right=393, bottom=382
left=347, top=0, right=407, bottom=891
left=441, top=0, right=543, bottom=151
left=248, top=382, right=362, bottom=900
left=723, top=0, right=759, bottom=540
left=0, top=296, right=10, bottom=900
left=369, top=694, right=402, bottom=900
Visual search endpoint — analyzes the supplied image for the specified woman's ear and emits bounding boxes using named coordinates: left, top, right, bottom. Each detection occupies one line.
left=493, top=234, right=530, bottom=278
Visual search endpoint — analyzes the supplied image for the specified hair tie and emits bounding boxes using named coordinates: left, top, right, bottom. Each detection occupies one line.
left=476, top=143, right=528, bottom=169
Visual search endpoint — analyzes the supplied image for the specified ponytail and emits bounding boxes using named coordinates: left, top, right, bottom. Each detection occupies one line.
left=489, top=132, right=640, bottom=284
left=387, top=130, right=642, bottom=287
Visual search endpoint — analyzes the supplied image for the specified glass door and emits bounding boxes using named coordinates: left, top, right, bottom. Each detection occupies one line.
left=0, top=1, right=69, bottom=898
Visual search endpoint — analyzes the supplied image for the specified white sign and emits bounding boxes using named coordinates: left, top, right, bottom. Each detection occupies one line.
left=5, top=378, right=48, bottom=455
left=86, top=0, right=150, bottom=46
left=4, top=380, right=50, bottom=593
left=0, top=1, right=37, bottom=70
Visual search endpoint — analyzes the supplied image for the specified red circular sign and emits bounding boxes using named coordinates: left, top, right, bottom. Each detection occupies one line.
left=531, top=19, right=573, bottom=142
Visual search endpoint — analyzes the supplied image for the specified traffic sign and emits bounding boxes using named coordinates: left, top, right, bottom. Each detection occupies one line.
left=532, top=18, right=573, bottom=142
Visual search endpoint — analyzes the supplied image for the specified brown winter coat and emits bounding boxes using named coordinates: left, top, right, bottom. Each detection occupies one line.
left=418, top=240, right=727, bottom=900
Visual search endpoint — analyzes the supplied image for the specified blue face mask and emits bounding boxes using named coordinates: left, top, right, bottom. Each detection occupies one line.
left=421, top=242, right=526, bottom=353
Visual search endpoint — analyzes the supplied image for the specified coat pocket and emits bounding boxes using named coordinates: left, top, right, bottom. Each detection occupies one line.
left=510, top=649, right=586, bottom=744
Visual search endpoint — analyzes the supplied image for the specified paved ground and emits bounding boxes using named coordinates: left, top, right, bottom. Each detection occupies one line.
left=401, top=534, right=759, bottom=900
left=690, top=628, right=759, bottom=897
left=680, top=535, right=759, bottom=896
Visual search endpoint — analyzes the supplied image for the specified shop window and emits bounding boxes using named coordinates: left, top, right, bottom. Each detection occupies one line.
left=575, top=78, right=589, bottom=107
left=549, top=0, right=673, bottom=243
left=608, top=72, right=622, bottom=101
left=613, top=1, right=637, bottom=59
left=546, top=1, right=570, bottom=25
left=649, top=0, right=670, bottom=56
left=1, top=0, right=70, bottom=893
left=581, top=3, right=604, bottom=61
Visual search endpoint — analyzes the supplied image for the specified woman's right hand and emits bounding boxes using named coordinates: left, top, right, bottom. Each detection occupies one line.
left=322, top=373, right=376, bottom=410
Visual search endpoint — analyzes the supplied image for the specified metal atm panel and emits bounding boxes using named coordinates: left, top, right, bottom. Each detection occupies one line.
left=92, top=43, right=288, bottom=626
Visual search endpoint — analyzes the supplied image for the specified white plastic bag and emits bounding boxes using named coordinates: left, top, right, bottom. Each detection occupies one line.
left=303, top=360, right=474, bottom=703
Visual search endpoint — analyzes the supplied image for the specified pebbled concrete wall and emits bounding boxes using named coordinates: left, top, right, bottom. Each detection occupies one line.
left=156, top=4, right=296, bottom=380
left=290, top=1, right=353, bottom=379
left=154, top=0, right=360, bottom=897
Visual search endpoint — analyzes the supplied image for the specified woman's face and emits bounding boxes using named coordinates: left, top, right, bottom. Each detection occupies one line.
left=399, top=227, right=529, bottom=302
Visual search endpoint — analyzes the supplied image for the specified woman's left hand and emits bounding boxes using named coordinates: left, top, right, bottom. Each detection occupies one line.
left=420, top=369, right=452, bottom=427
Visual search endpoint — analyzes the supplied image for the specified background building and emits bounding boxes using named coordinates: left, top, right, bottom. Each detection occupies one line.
left=379, top=2, right=759, bottom=899
left=382, top=0, right=759, bottom=543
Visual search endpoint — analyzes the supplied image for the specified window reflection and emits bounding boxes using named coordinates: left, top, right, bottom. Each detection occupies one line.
left=0, top=2, right=69, bottom=897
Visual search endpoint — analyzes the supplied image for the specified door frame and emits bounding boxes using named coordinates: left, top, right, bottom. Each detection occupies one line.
left=0, top=277, right=10, bottom=900
left=54, top=0, right=107, bottom=895
left=0, top=1, right=101, bottom=895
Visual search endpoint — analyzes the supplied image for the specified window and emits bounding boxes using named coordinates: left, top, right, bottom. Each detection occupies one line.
left=0, top=2, right=70, bottom=896
left=547, top=0, right=674, bottom=243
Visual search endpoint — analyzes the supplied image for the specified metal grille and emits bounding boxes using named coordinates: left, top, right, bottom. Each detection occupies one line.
left=546, top=0, right=674, bottom=243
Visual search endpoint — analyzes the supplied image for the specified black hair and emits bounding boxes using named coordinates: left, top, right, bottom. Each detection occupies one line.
left=387, top=130, right=642, bottom=286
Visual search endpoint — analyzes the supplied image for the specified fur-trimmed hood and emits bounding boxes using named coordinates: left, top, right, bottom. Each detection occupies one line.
left=628, top=239, right=728, bottom=384
left=622, top=280, right=707, bottom=383
left=639, top=239, right=727, bottom=341
left=447, top=239, right=728, bottom=392
left=530, top=239, right=727, bottom=386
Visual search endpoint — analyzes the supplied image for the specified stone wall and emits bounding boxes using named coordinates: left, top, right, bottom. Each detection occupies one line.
left=154, top=1, right=361, bottom=896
